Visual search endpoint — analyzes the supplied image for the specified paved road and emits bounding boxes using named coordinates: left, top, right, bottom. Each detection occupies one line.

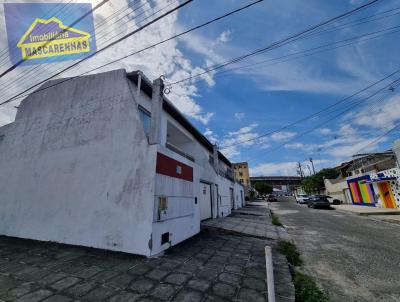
left=270, top=197, right=400, bottom=302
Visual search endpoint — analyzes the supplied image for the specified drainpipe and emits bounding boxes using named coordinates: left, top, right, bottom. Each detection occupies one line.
left=149, top=77, right=164, bottom=145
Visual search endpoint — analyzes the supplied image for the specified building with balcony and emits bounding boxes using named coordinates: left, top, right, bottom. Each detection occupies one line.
left=0, top=69, right=244, bottom=257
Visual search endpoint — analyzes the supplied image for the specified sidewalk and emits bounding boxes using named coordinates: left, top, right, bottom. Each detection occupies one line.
left=202, top=202, right=295, bottom=302
left=332, top=204, right=400, bottom=216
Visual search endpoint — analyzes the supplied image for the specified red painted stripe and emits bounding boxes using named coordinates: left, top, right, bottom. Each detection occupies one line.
left=156, top=152, right=193, bottom=182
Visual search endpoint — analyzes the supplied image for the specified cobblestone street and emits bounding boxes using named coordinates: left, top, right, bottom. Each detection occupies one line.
left=0, top=229, right=269, bottom=301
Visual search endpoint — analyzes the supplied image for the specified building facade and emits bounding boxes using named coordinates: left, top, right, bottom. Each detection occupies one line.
left=0, top=69, right=245, bottom=257
left=233, top=162, right=250, bottom=186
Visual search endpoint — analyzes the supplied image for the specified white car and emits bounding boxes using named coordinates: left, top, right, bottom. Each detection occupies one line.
left=296, top=194, right=309, bottom=204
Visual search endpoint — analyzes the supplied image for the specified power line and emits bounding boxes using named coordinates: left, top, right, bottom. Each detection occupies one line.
left=250, top=78, right=400, bottom=155
left=208, top=25, right=400, bottom=82
left=166, top=0, right=384, bottom=86
left=0, top=0, right=262, bottom=106
left=220, top=67, right=400, bottom=149
left=0, top=0, right=194, bottom=106
left=350, top=122, right=400, bottom=156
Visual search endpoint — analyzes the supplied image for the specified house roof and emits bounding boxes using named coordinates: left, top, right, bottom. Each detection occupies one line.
left=127, top=71, right=232, bottom=167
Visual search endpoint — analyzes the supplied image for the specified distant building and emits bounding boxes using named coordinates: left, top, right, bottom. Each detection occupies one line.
left=250, top=176, right=302, bottom=195
left=233, top=162, right=250, bottom=186
left=325, top=149, right=399, bottom=208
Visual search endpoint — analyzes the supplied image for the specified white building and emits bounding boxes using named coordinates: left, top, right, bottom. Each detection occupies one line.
left=0, top=69, right=245, bottom=257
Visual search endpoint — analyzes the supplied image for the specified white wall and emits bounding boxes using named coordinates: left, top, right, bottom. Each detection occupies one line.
left=0, top=70, right=156, bottom=256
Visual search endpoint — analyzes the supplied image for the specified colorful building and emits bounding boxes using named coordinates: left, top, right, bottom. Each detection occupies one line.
left=347, top=168, right=400, bottom=209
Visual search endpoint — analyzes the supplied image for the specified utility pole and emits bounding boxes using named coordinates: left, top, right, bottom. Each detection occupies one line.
left=309, top=157, right=316, bottom=175
left=149, top=76, right=164, bottom=145
left=306, top=165, right=312, bottom=176
left=297, top=162, right=304, bottom=178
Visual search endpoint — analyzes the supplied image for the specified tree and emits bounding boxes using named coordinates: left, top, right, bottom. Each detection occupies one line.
left=302, top=168, right=339, bottom=193
left=253, top=182, right=273, bottom=195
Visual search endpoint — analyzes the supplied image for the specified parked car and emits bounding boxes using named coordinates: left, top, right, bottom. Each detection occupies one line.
left=307, top=195, right=331, bottom=209
left=296, top=194, right=309, bottom=204
left=267, top=194, right=278, bottom=202
left=314, top=194, right=342, bottom=205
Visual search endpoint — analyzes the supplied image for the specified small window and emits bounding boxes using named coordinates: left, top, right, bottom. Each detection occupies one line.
left=0, top=135, right=4, bottom=144
left=138, top=105, right=151, bottom=137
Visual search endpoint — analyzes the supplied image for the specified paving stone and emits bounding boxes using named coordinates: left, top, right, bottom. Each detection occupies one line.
left=218, top=272, right=241, bottom=285
left=149, top=283, right=177, bottom=300
left=108, top=291, right=142, bottom=302
left=157, top=260, right=181, bottom=272
left=43, top=294, right=73, bottom=302
left=173, top=289, right=203, bottom=302
left=194, top=253, right=211, bottom=261
left=0, top=275, right=20, bottom=292
left=2, top=281, right=41, bottom=300
left=91, top=270, right=120, bottom=282
left=212, top=283, right=236, bottom=298
left=146, top=269, right=169, bottom=281
left=129, top=278, right=156, bottom=294
left=164, top=273, right=190, bottom=285
left=187, top=278, right=211, bottom=292
left=107, top=273, right=135, bottom=288
left=50, top=276, right=81, bottom=291
left=74, top=266, right=104, bottom=279
left=83, top=285, right=116, bottom=301
left=224, top=264, right=243, bottom=273
left=39, top=272, right=69, bottom=285
left=129, top=264, right=152, bottom=275
left=237, top=287, right=266, bottom=302
left=64, top=280, right=97, bottom=298
left=242, top=277, right=267, bottom=291
left=244, top=267, right=265, bottom=279
left=202, top=294, right=228, bottom=302
left=15, top=289, right=54, bottom=302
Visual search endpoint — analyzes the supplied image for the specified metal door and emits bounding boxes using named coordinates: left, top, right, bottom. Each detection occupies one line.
left=200, top=182, right=212, bottom=220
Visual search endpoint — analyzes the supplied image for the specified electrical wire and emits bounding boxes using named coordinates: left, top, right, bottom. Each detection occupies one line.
left=0, top=0, right=262, bottom=106
left=220, top=67, right=400, bottom=149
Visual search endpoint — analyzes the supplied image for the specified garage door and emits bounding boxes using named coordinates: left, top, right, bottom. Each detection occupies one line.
left=200, top=182, right=212, bottom=220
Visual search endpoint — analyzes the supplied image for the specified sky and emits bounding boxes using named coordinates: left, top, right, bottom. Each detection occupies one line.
left=0, top=0, right=400, bottom=176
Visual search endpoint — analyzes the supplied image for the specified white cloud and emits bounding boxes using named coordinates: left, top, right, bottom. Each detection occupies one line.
left=216, top=123, right=270, bottom=159
left=353, top=95, right=400, bottom=130
left=0, top=0, right=215, bottom=125
left=250, top=159, right=331, bottom=176
left=204, top=127, right=218, bottom=144
left=270, top=131, right=296, bottom=142
left=319, top=128, right=332, bottom=135
left=234, top=112, right=245, bottom=120
left=216, top=30, right=232, bottom=43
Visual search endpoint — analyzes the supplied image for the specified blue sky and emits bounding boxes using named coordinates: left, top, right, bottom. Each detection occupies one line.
left=0, top=0, right=399, bottom=176
left=172, top=0, right=400, bottom=175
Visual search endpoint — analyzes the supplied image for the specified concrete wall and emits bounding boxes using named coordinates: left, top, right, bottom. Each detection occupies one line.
left=0, top=70, right=156, bottom=256
left=324, top=178, right=350, bottom=203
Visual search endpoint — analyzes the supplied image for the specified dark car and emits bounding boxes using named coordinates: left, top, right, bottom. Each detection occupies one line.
left=267, top=194, right=278, bottom=202
left=307, top=195, right=330, bottom=209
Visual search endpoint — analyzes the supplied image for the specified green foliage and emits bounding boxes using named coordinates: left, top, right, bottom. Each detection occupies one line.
left=271, top=213, right=282, bottom=226
left=278, top=241, right=303, bottom=267
left=253, top=182, right=273, bottom=195
left=294, top=272, right=329, bottom=302
left=302, top=168, right=339, bottom=194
